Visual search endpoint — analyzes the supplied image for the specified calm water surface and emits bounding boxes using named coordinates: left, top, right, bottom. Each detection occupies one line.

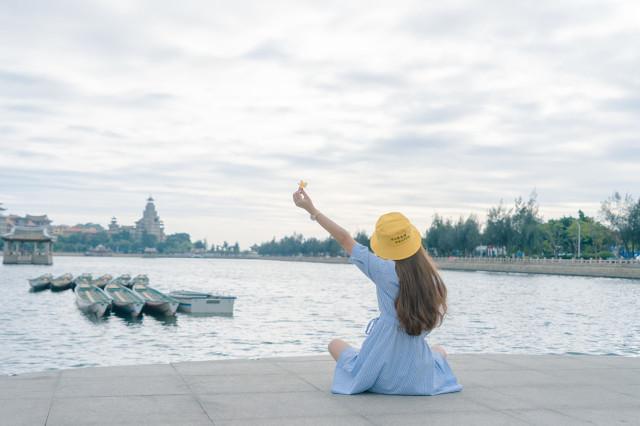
left=1, top=256, right=638, bottom=375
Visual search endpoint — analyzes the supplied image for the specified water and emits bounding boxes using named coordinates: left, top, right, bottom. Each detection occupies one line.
left=1, top=256, right=639, bottom=375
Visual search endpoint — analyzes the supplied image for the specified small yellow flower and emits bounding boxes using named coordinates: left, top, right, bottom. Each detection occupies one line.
left=299, top=181, right=307, bottom=188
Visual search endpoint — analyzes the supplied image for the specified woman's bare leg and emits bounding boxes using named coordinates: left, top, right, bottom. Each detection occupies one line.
left=328, top=339, right=353, bottom=361
left=430, top=345, right=447, bottom=359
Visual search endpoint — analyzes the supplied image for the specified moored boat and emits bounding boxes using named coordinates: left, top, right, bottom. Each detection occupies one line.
left=74, top=273, right=92, bottom=285
left=74, top=281, right=112, bottom=316
left=169, top=290, right=236, bottom=315
left=111, top=274, right=132, bottom=288
left=130, top=274, right=149, bottom=288
left=28, top=273, right=53, bottom=291
left=91, top=274, right=113, bottom=289
left=104, top=282, right=145, bottom=316
left=50, top=273, right=74, bottom=291
left=133, top=283, right=179, bottom=316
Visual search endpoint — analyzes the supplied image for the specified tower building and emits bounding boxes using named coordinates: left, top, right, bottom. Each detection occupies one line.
left=135, top=196, right=165, bottom=242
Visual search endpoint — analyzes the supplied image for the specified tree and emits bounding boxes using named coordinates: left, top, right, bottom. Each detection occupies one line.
left=158, top=233, right=192, bottom=254
left=456, top=215, right=481, bottom=256
left=599, top=192, right=636, bottom=257
left=512, top=191, right=543, bottom=257
left=425, top=213, right=456, bottom=256
left=354, top=231, right=371, bottom=249
left=484, top=200, right=513, bottom=255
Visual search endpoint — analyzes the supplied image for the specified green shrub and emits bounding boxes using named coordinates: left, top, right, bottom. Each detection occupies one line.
left=598, top=251, right=615, bottom=259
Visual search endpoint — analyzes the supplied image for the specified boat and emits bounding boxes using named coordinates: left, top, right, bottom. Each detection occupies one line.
left=130, top=274, right=150, bottom=288
left=85, top=244, right=113, bottom=256
left=91, top=274, right=113, bottom=289
left=28, top=273, right=53, bottom=291
left=74, top=273, right=92, bottom=286
left=132, top=283, right=179, bottom=316
left=74, top=281, right=112, bottom=316
left=104, top=282, right=145, bottom=316
left=111, top=274, right=132, bottom=288
left=169, top=290, right=236, bottom=315
left=50, top=273, right=74, bottom=291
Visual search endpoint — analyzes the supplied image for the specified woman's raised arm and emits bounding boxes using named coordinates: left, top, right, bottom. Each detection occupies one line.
left=292, top=187, right=356, bottom=255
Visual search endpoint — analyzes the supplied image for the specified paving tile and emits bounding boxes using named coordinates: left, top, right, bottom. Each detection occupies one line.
left=489, top=384, right=640, bottom=410
left=59, top=362, right=174, bottom=379
left=0, top=372, right=59, bottom=399
left=0, top=397, right=51, bottom=426
left=447, top=354, right=521, bottom=371
left=371, top=410, right=530, bottom=426
left=263, top=355, right=332, bottom=362
left=215, top=415, right=375, bottom=425
left=458, top=385, right=538, bottom=411
left=577, top=356, right=640, bottom=369
left=198, top=391, right=355, bottom=421
left=47, top=394, right=212, bottom=425
left=185, top=372, right=318, bottom=394
left=491, top=354, right=603, bottom=370
left=271, top=359, right=337, bottom=375
left=172, top=359, right=287, bottom=376
left=335, top=390, right=487, bottom=416
left=55, top=371, right=191, bottom=397
left=296, top=372, right=334, bottom=393
left=558, top=407, right=640, bottom=424
left=504, top=408, right=587, bottom=425
left=549, top=365, right=640, bottom=387
left=456, top=367, right=560, bottom=388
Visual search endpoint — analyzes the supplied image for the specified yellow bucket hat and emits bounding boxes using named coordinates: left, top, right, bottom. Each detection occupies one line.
left=370, top=212, right=422, bottom=260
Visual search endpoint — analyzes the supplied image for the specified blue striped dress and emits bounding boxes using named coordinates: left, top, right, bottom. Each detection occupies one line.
left=332, top=243, right=463, bottom=395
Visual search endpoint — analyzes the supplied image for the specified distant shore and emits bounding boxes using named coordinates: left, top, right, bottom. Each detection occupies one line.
left=4, top=251, right=639, bottom=279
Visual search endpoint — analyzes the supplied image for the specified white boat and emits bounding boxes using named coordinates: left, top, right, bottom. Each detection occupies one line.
left=74, top=273, right=92, bottom=285
left=133, top=283, right=179, bottom=316
left=111, top=274, right=132, bottom=288
left=169, top=290, right=236, bottom=315
left=74, top=281, right=112, bottom=316
left=91, top=274, right=113, bottom=289
left=130, top=274, right=149, bottom=288
left=50, top=273, right=74, bottom=291
left=28, top=273, right=53, bottom=291
left=104, top=282, right=145, bottom=316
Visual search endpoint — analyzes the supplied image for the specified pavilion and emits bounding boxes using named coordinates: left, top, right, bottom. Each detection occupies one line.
left=2, top=226, right=56, bottom=265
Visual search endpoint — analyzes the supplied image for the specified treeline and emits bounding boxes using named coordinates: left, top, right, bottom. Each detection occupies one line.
left=255, top=232, right=371, bottom=257
left=53, top=230, right=239, bottom=255
left=256, top=191, right=640, bottom=260
left=426, top=191, right=639, bottom=259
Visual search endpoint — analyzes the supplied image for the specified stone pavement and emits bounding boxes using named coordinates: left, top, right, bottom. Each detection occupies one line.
left=1, top=354, right=638, bottom=425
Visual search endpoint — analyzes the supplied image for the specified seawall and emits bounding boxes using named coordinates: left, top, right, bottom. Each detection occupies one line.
left=434, top=258, right=640, bottom=279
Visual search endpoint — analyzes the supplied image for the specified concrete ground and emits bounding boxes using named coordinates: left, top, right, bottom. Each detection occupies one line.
left=1, top=354, right=638, bottom=425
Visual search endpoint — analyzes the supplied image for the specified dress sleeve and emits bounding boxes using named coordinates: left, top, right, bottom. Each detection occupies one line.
left=349, top=243, right=398, bottom=293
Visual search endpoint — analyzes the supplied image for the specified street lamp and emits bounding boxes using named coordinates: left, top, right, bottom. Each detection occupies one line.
left=573, top=219, right=581, bottom=259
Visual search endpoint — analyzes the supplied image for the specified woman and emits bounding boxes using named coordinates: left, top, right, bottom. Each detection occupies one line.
left=293, top=187, right=462, bottom=395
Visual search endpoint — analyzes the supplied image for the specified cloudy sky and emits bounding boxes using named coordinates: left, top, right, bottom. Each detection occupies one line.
left=1, top=0, right=639, bottom=249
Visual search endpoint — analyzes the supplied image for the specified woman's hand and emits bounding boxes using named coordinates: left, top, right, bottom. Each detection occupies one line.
left=293, top=187, right=318, bottom=215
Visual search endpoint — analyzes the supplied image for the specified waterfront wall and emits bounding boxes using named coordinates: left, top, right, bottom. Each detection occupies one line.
left=434, top=257, right=640, bottom=279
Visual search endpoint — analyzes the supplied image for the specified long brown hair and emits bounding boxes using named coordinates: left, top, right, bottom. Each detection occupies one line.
left=394, top=246, right=448, bottom=336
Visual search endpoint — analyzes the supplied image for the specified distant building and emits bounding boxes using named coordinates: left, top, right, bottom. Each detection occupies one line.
left=6, top=214, right=52, bottom=231
left=58, top=223, right=104, bottom=237
left=135, top=196, right=165, bottom=242
left=2, top=226, right=55, bottom=265
left=107, top=197, right=165, bottom=242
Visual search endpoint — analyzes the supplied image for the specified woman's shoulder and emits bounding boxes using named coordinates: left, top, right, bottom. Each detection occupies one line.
left=350, top=243, right=397, bottom=276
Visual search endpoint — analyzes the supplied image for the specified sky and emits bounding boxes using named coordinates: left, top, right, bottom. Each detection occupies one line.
left=1, top=0, right=640, bottom=249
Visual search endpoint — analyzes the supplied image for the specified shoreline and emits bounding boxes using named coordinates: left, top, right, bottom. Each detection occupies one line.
left=5, top=251, right=640, bottom=279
